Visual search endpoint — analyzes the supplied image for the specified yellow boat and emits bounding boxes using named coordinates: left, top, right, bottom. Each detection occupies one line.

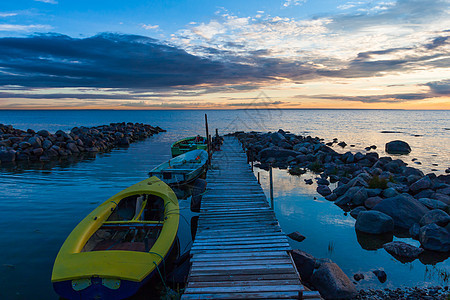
left=52, top=176, right=179, bottom=300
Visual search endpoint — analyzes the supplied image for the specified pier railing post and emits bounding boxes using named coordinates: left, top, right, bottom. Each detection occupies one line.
left=269, top=164, right=274, bottom=209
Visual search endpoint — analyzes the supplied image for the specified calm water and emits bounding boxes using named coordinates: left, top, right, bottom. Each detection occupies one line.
left=0, top=109, right=449, bottom=299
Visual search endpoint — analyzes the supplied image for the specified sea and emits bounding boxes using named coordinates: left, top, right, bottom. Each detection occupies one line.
left=0, top=109, right=449, bottom=299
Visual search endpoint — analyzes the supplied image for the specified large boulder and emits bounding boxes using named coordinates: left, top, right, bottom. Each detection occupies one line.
left=317, top=185, right=332, bottom=196
left=383, top=241, right=424, bottom=259
left=419, top=223, right=450, bottom=252
left=364, top=196, right=383, bottom=209
left=385, top=140, right=411, bottom=155
left=373, top=194, right=429, bottom=229
left=0, top=149, right=16, bottom=162
left=356, top=211, right=394, bottom=234
left=291, top=249, right=315, bottom=281
left=310, top=262, right=357, bottom=299
left=419, top=209, right=450, bottom=227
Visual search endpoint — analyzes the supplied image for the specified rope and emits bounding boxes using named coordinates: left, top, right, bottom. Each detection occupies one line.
left=153, top=261, right=168, bottom=290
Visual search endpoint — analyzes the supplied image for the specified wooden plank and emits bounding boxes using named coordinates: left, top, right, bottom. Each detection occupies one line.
left=184, top=285, right=302, bottom=294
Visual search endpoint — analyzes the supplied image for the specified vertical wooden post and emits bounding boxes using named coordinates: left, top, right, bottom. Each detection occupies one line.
left=205, top=114, right=210, bottom=164
left=251, top=160, right=254, bottom=172
left=257, top=172, right=260, bottom=184
left=269, top=165, right=274, bottom=209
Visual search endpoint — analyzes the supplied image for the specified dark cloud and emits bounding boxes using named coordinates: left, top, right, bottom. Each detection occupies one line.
left=0, top=33, right=263, bottom=89
left=426, top=79, right=450, bottom=95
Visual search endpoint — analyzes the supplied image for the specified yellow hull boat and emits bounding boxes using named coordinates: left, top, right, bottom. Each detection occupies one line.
left=51, top=176, right=179, bottom=300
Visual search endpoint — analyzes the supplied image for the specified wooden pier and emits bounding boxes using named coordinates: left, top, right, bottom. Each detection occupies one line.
left=182, top=136, right=318, bottom=299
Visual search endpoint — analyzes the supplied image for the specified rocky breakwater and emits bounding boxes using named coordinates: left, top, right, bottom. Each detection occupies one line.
left=231, top=130, right=450, bottom=258
left=0, top=123, right=165, bottom=164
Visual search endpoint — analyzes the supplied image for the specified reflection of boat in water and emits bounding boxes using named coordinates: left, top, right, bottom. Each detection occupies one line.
left=52, top=177, right=179, bottom=300
left=149, top=149, right=208, bottom=186
left=171, top=136, right=207, bottom=157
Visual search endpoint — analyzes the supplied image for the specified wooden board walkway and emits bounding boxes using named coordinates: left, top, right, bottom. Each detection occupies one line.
left=182, top=136, right=320, bottom=299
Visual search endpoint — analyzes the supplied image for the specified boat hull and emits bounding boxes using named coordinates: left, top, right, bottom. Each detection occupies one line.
left=171, top=137, right=207, bottom=157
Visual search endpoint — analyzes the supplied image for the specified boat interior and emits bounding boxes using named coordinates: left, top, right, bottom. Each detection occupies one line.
left=82, top=194, right=166, bottom=253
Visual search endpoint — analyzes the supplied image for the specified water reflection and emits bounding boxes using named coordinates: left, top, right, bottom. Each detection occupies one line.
left=356, top=231, right=393, bottom=250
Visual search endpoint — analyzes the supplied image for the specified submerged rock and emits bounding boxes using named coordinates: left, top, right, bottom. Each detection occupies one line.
left=385, top=140, right=411, bottom=155
left=419, top=209, right=450, bottom=227
left=287, top=231, right=306, bottom=242
left=383, top=241, right=424, bottom=259
left=372, top=269, right=387, bottom=283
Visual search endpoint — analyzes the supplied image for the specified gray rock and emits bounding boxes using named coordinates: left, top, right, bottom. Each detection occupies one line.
left=385, top=140, right=411, bottom=155
left=419, top=223, right=450, bottom=252
left=419, top=198, right=448, bottom=212
left=335, top=186, right=368, bottom=206
left=354, top=152, right=365, bottom=161
left=66, top=142, right=80, bottom=153
left=317, top=178, right=330, bottom=185
left=317, top=185, right=332, bottom=196
left=414, top=189, right=435, bottom=200
left=437, top=186, right=450, bottom=196
left=291, top=249, right=315, bottom=281
left=32, top=148, right=44, bottom=156
left=305, top=179, right=313, bottom=185
left=311, top=262, right=357, bottom=299
left=373, top=194, right=429, bottom=229
left=353, top=273, right=364, bottom=281
left=271, top=132, right=286, bottom=143
left=42, top=139, right=53, bottom=150
left=383, top=241, right=424, bottom=259
left=28, top=136, right=42, bottom=148
left=410, top=176, right=433, bottom=194
left=433, top=193, right=450, bottom=205
left=325, top=193, right=338, bottom=201
left=350, top=206, right=367, bottom=219
left=419, top=209, right=450, bottom=227
left=18, top=142, right=31, bottom=149
left=260, top=147, right=301, bottom=160
left=365, top=196, right=384, bottom=209
left=382, top=187, right=400, bottom=198
left=37, top=130, right=50, bottom=137
left=409, top=223, right=420, bottom=239
left=287, top=231, right=306, bottom=242
left=356, top=211, right=394, bottom=234
left=367, top=188, right=382, bottom=197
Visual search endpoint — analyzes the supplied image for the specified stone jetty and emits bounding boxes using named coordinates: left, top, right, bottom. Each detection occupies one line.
left=0, top=123, right=165, bottom=164
left=231, top=130, right=450, bottom=255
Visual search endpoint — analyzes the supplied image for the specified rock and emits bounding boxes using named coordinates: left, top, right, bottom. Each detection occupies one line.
left=42, top=139, right=52, bottom=150
left=271, top=132, right=286, bottom=143
left=310, top=262, right=357, bottom=299
left=382, top=187, right=400, bottom=198
left=383, top=241, right=424, bottom=259
left=419, top=209, right=450, bottom=227
left=354, top=152, right=365, bottom=161
left=338, top=141, right=347, bottom=148
left=410, top=176, right=433, bottom=194
left=385, top=140, right=411, bottom=155
left=317, top=185, right=332, bottom=196
left=335, top=186, right=368, bottom=206
left=0, top=149, right=16, bottom=162
left=291, top=249, right=315, bottom=281
left=353, top=273, right=364, bottom=281
left=304, top=179, right=313, bottom=185
left=350, top=206, right=367, bottom=219
left=32, top=148, right=44, bottom=156
left=365, top=196, right=383, bottom=209
left=28, top=136, right=42, bottom=148
left=37, top=130, right=50, bottom=137
left=325, top=193, right=338, bottom=201
left=419, top=223, right=450, bottom=252
left=317, top=178, right=330, bottom=185
left=373, top=194, right=429, bottom=229
left=372, top=269, right=387, bottom=283
left=433, top=193, right=450, bottom=205
left=367, top=188, right=382, bottom=197
left=409, top=223, right=420, bottom=239
left=18, top=142, right=32, bottom=149
left=66, top=142, right=80, bottom=153
left=259, top=147, right=301, bottom=160
left=356, top=211, right=394, bottom=234
left=287, top=231, right=306, bottom=242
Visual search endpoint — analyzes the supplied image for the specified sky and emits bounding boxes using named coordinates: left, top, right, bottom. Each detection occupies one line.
left=0, top=0, right=449, bottom=109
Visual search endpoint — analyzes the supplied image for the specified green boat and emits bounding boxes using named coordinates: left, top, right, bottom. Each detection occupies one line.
left=171, top=136, right=207, bottom=157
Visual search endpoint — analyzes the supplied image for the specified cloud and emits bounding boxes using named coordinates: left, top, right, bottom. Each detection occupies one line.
left=0, top=24, right=52, bottom=32
left=283, top=0, right=307, bottom=7
left=141, top=24, right=159, bottom=30
left=426, top=79, right=450, bottom=95
left=0, top=13, right=18, bottom=17
left=34, top=0, right=58, bottom=4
